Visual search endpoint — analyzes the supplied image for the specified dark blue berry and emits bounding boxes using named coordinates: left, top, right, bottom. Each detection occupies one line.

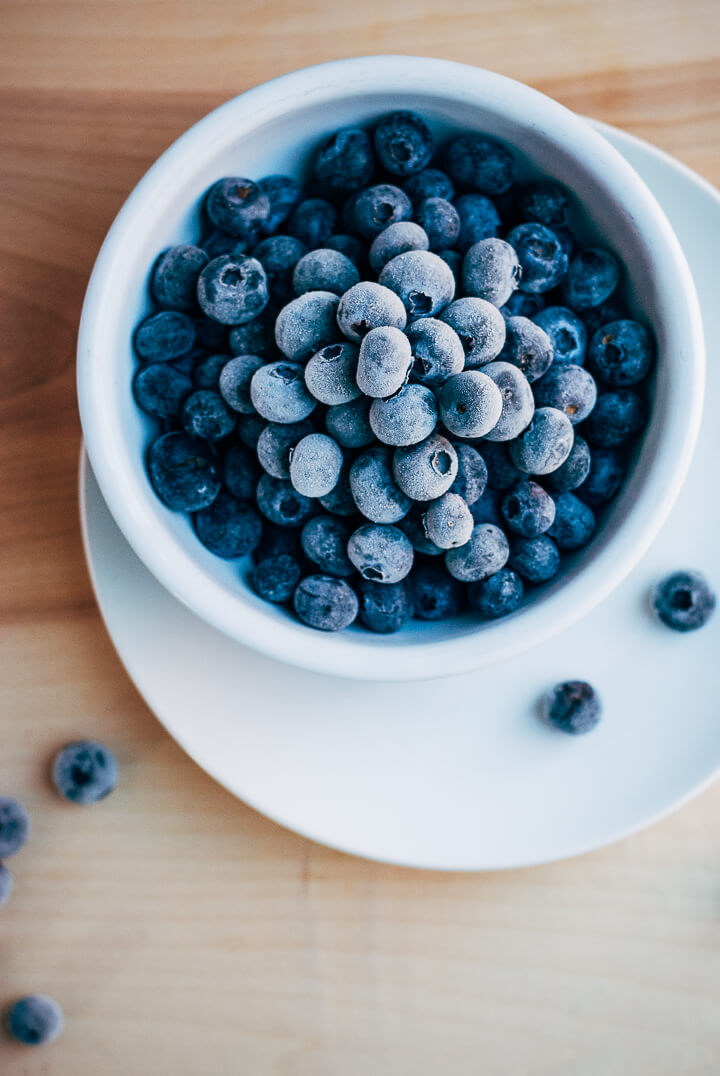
left=252, top=522, right=301, bottom=563
left=506, top=222, right=569, bottom=294
left=223, top=441, right=260, bottom=500
left=197, top=254, right=269, bottom=326
left=252, top=235, right=307, bottom=304
left=501, top=481, right=556, bottom=537
left=251, top=554, right=301, bottom=603
left=374, top=111, right=434, bottom=177
left=577, top=447, right=624, bottom=506
left=533, top=364, right=598, bottom=425
left=193, top=353, right=228, bottom=390
left=588, top=319, right=655, bottom=386
left=314, top=126, right=375, bottom=194
left=403, top=168, right=454, bottom=204
left=287, top=198, right=338, bottom=248
left=0, top=798, right=30, bottom=857
left=501, top=291, right=545, bottom=320
left=580, top=294, right=630, bottom=335
left=206, top=177, right=271, bottom=240
left=358, top=578, right=414, bottom=633
left=147, top=431, right=221, bottom=511
left=469, top=568, right=524, bottom=618
left=151, top=244, right=209, bottom=310
left=481, top=441, right=523, bottom=490
left=582, top=389, right=647, bottom=448
left=133, top=363, right=192, bottom=418
left=236, top=413, right=265, bottom=450
left=509, top=535, right=560, bottom=584
left=415, top=197, right=461, bottom=251
left=408, top=563, right=463, bottom=620
left=454, top=193, right=500, bottom=252
left=547, top=492, right=595, bottom=550
left=135, top=311, right=196, bottom=362
left=533, top=306, right=587, bottom=365
left=500, top=316, right=554, bottom=382
left=545, top=435, right=591, bottom=492
left=325, top=233, right=366, bottom=267
left=301, top=515, right=354, bottom=576
left=293, top=575, right=358, bottom=631
left=450, top=443, right=488, bottom=505
left=469, top=487, right=503, bottom=528
left=256, top=474, right=314, bottom=528
left=52, top=740, right=118, bottom=804
left=181, top=389, right=236, bottom=442
left=541, top=681, right=601, bottom=734
left=194, top=491, right=262, bottom=558
left=445, top=134, right=515, bottom=195
left=229, top=316, right=274, bottom=357
left=5, top=995, right=64, bottom=1045
left=516, top=180, right=569, bottom=228
left=200, top=230, right=249, bottom=259
left=563, top=248, right=620, bottom=310
left=258, top=174, right=302, bottom=232
left=353, top=184, right=413, bottom=239
left=651, top=570, right=716, bottom=632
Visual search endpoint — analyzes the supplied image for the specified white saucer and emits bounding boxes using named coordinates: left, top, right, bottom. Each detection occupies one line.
left=80, top=122, right=720, bottom=871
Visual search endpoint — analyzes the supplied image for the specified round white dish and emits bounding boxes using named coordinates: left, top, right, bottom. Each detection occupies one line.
left=77, top=57, right=704, bottom=681
left=80, top=124, right=720, bottom=871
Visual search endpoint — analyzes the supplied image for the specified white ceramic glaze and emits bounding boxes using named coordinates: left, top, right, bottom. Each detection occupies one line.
left=77, top=58, right=704, bottom=681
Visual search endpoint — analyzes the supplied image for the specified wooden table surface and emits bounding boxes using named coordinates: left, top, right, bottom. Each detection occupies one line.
left=2, top=1, right=720, bottom=1072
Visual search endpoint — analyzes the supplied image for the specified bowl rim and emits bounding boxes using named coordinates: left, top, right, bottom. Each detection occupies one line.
left=77, top=55, right=705, bottom=681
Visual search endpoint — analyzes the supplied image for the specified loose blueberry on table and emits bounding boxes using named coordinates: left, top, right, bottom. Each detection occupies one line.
left=132, top=109, right=658, bottom=633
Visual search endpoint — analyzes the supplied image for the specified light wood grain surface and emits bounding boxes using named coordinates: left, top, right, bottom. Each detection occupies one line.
left=2, top=2, right=720, bottom=1072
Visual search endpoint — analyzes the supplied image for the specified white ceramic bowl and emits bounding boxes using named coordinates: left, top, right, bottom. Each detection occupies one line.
left=77, top=56, right=704, bottom=681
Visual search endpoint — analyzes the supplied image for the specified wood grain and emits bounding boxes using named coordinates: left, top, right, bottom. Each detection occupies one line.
left=1, top=1, right=720, bottom=1072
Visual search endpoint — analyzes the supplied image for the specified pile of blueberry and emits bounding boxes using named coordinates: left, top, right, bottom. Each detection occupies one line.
left=133, top=110, right=657, bottom=632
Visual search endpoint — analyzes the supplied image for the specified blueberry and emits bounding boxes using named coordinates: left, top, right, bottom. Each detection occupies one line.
left=499, top=315, right=554, bottom=382
left=313, top=126, right=375, bottom=194
left=347, top=523, right=414, bottom=584
left=52, top=740, right=118, bottom=804
left=369, top=221, right=429, bottom=273
left=534, top=364, right=597, bottom=425
left=506, top=222, right=569, bottom=294
left=374, top=110, right=434, bottom=176
left=481, top=361, right=535, bottom=442
left=501, top=291, right=546, bottom=320
left=469, top=568, right=524, bottom=618
left=534, top=306, right=587, bottom=365
left=437, top=370, right=503, bottom=438
left=223, top=442, right=261, bottom=499
left=325, top=397, right=375, bottom=448
left=318, top=462, right=357, bottom=517
left=0, top=862, right=13, bottom=908
left=353, top=183, right=413, bottom=239
left=197, top=255, right=269, bottom=325
left=508, top=407, right=574, bottom=475
left=588, top=319, right=655, bottom=386
left=304, top=342, right=361, bottom=405
left=357, top=578, right=414, bottom=633
left=415, top=197, right=461, bottom=251
left=463, top=238, right=521, bottom=308
left=577, top=447, right=624, bottom=506
left=289, top=433, right=343, bottom=498
left=450, top=443, right=488, bottom=505
left=193, top=353, right=230, bottom=391
left=445, top=522, right=509, bottom=582
left=151, top=244, right=209, bottom=310
left=423, top=492, right=473, bottom=549
left=582, top=389, right=647, bottom=447
left=547, top=491, right=595, bottom=550
left=516, top=180, right=569, bottom=228
left=439, top=297, right=506, bottom=368
left=563, top=248, right=620, bottom=310
left=369, top=383, right=438, bottom=446
left=445, top=133, right=515, bottom=195
left=393, top=434, right=458, bottom=500
left=251, top=553, right=302, bottom=603
left=258, top=174, right=302, bottom=232
left=341, top=190, right=363, bottom=233
left=275, top=290, right=342, bottom=360
left=134, top=311, right=196, bottom=362
left=194, top=491, right=262, bottom=558
left=201, top=230, right=249, bottom=259
left=292, top=248, right=359, bottom=297
left=541, top=681, right=601, bottom=734
left=454, top=193, right=501, bottom=253
left=256, top=474, right=315, bottom=528
left=182, top=389, right=236, bottom=442
left=481, top=441, right=523, bottom=490
left=147, top=431, right=221, bottom=511
left=469, top=486, right=504, bottom=528
left=250, top=361, right=317, bottom=424
left=407, top=317, right=465, bottom=387
left=379, top=249, right=455, bottom=319
left=0, top=798, right=30, bottom=858
left=193, top=315, right=229, bottom=353
left=399, top=506, right=444, bottom=555
left=336, top=281, right=407, bottom=342
left=301, top=515, right=354, bottom=576
left=229, top=316, right=274, bottom=358
left=287, top=198, right=338, bottom=248
left=133, top=363, right=192, bottom=418
left=206, top=177, right=271, bottom=239
left=218, top=354, right=264, bottom=414
left=349, top=445, right=411, bottom=523
left=403, top=167, right=455, bottom=205
left=293, top=575, right=359, bottom=631
left=508, top=534, right=560, bottom=584
left=545, top=434, right=591, bottom=492
left=501, top=481, right=556, bottom=537
left=580, top=293, right=630, bottom=335
left=5, top=995, right=64, bottom=1046
left=356, top=325, right=413, bottom=397
left=236, top=413, right=265, bottom=450
left=325, top=233, right=367, bottom=268
left=252, top=522, right=301, bottom=562
left=409, top=563, right=463, bottom=620
left=252, top=235, right=308, bottom=303
left=651, top=570, right=716, bottom=632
